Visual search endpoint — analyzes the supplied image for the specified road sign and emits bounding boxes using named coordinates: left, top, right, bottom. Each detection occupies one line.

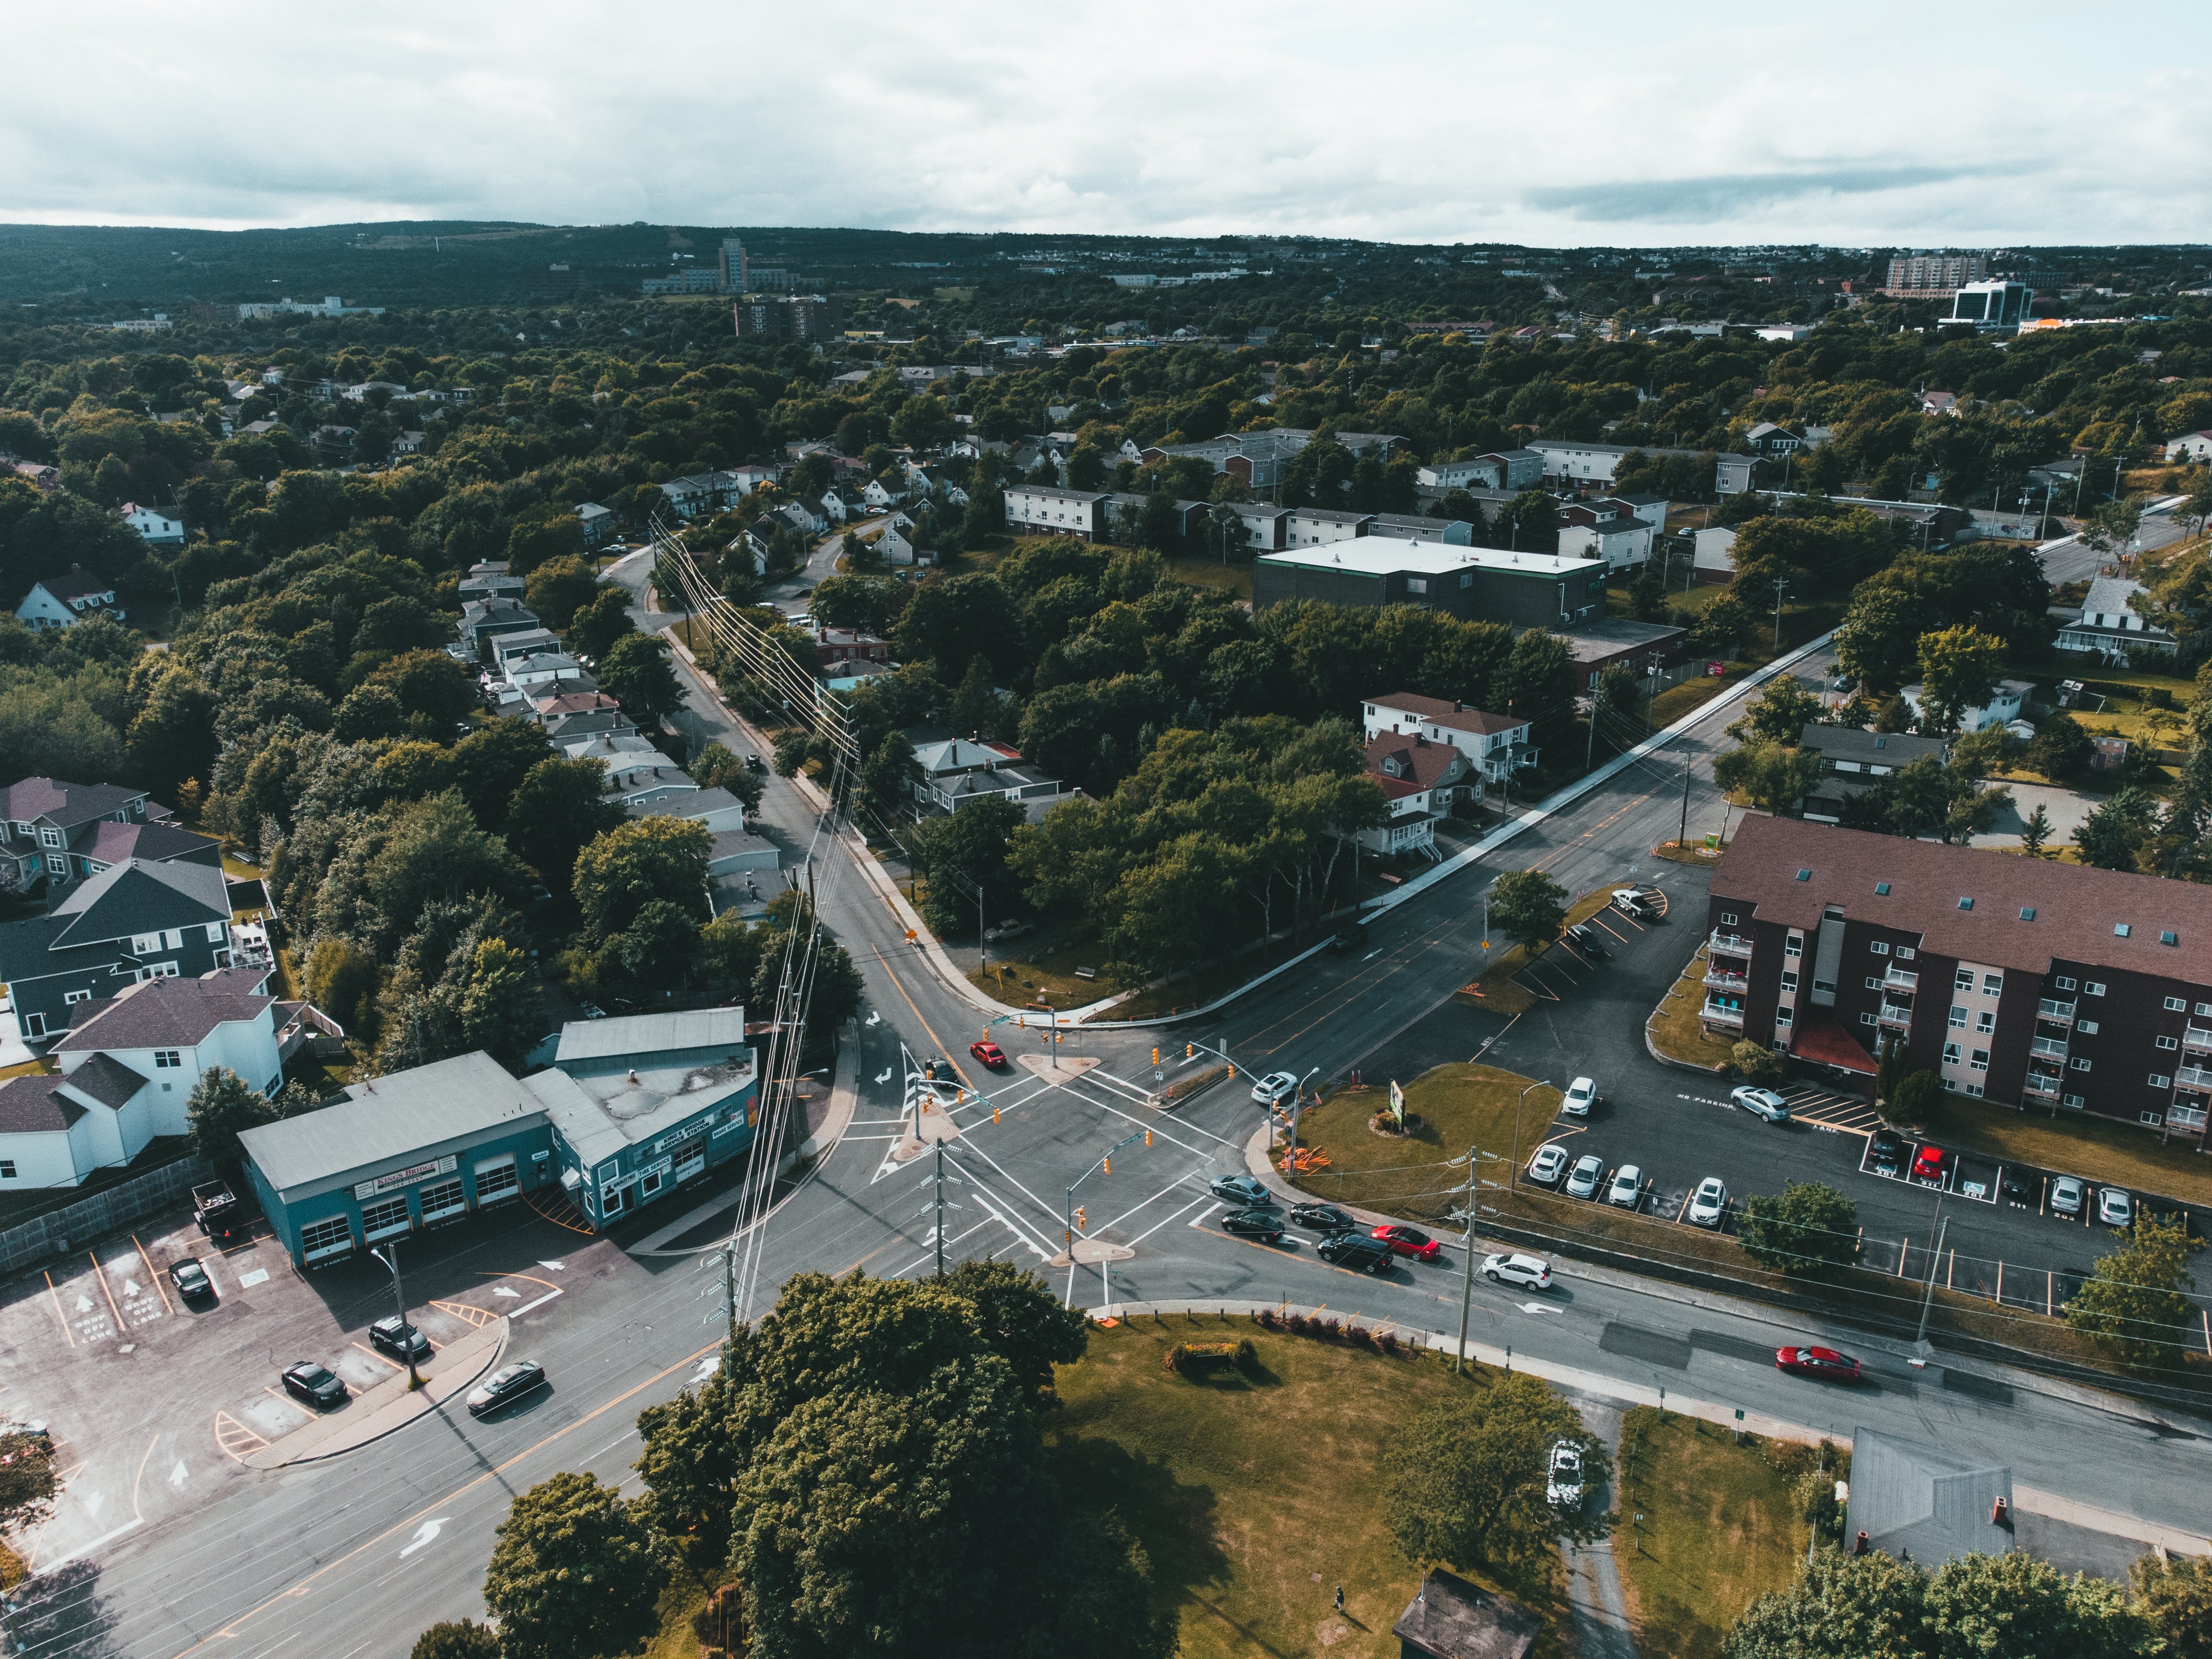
left=1707, top=661, right=1726, bottom=677
left=1389, top=1079, right=1406, bottom=1128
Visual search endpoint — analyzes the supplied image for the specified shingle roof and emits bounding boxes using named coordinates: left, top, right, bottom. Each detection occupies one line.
left=1714, top=815, right=2212, bottom=977
left=36, top=568, right=118, bottom=604
left=1367, top=692, right=1525, bottom=736
left=49, top=860, right=229, bottom=950
left=0, top=1074, right=86, bottom=1134
left=59, top=1052, right=147, bottom=1110
left=74, top=820, right=219, bottom=868
left=55, top=968, right=273, bottom=1053
left=0, top=778, right=145, bottom=829
left=1796, top=726, right=1948, bottom=767
left=1366, top=734, right=1466, bottom=790
left=1843, top=1427, right=2011, bottom=1569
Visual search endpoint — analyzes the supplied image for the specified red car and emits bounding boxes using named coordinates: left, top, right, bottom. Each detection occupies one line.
left=969, top=1040, right=1008, bottom=1070
left=1910, top=1145, right=1947, bottom=1183
left=1371, top=1224, right=1442, bottom=1262
left=1775, top=1344, right=1864, bottom=1384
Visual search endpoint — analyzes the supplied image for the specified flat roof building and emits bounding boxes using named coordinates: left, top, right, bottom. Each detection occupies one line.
left=1254, top=541, right=1606, bottom=632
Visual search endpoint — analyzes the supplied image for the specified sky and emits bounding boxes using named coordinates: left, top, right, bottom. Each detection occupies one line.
left=4, top=2, right=2206, bottom=247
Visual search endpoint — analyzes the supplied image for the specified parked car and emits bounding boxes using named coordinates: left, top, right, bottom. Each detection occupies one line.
left=1564, top=924, right=1609, bottom=960
left=1290, top=1202, right=1356, bottom=1233
left=2051, top=1175, right=2085, bottom=1217
left=467, top=1360, right=549, bottom=1417
left=744, top=752, right=767, bottom=773
left=281, top=1361, right=347, bottom=1409
left=968, top=1040, right=1008, bottom=1070
left=2000, top=1170, right=2033, bottom=1203
left=1687, top=1176, right=1729, bottom=1228
left=982, top=919, right=1031, bottom=943
left=1318, top=1233, right=1395, bottom=1273
left=1372, top=1223, right=1442, bottom=1262
left=1220, top=1209, right=1286, bottom=1242
left=1526, top=1145, right=1570, bottom=1187
left=1546, top=1442, right=1585, bottom=1506
left=1561, top=1077, right=1598, bottom=1118
left=168, top=1259, right=214, bottom=1302
left=1775, top=1344, right=1864, bottom=1384
left=1869, top=1129, right=1905, bottom=1176
left=1606, top=1164, right=1644, bottom=1209
left=369, top=1316, right=432, bottom=1364
left=1327, top=924, right=1367, bottom=953
left=2098, top=1187, right=2133, bottom=1228
left=1250, top=1071, right=1300, bottom=1108
left=1483, top=1252, right=1553, bottom=1290
left=1729, top=1086, right=1792, bottom=1124
left=1564, top=1154, right=1606, bottom=1199
left=1911, top=1145, right=1948, bottom=1185
left=1611, top=888, right=1660, bottom=920
left=1209, top=1175, right=1275, bottom=1208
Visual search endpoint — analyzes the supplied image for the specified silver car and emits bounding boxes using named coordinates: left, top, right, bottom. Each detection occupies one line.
left=1565, top=1154, right=1606, bottom=1199
left=1606, top=1164, right=1644, bottom=1209
left=1729, top=1086, right=1792, bottom=1124
left=1687, top=1176, right=1729, bottom=1228
left=2051, top=1175, right=2084, bottom=1217
left=2098, top=1187, right=2132, bottom=1228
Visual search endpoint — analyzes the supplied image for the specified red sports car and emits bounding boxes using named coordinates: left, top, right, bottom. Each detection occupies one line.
left=1371, top=1223, right=1442, bottom=1262
left=1775, top=1344, right=1863, bottom=1384
left=969, top=1040, right=1008, bottom=1069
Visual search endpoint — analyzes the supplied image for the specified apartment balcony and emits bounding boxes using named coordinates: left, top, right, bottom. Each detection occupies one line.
left=2022, top=1072, right=2063, bottom=1099
left=1708, top=930, right=1754, bottom=960
left=2183, top=1025, right=2212, bottom=1055
left=1877, top=1001, right=1914, bottom=1030
left=1700, top=1000, right=1746, bottom=1029
left=1703, top=969, right=1750, bottom=993
left=2030, top=1035, right=2069, bottom=1059
left=1884, top=966, right=1918, bottom=992
left=2176, top=1066, right=2212, bottom=1092
left=2036, top=998, right=2077, bottom=1027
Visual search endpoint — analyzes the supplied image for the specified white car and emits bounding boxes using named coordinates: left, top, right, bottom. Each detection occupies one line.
left=1687, top=1176, right=1729, bottom=1228
left=1546, top=1441, right=1585, bottom=1506
left=2051, top=1175, right=2085, bottom=1217
left=1250, top=1071, right=1300, bottom=1108
left=1565, top=1154, right=1606, bottom=1199
left=1606, top=1164, right=1644, bottom=1209
left=1527, top=1145, right=1570, bottom=1187
left=1484, top=1252, right=1552, bottom=1290
left=1729, top=1086, right=1792, bottom=1124
left=1561, top=1077, right=1598, bottom=1118
left=2098, top=1187, right=2133, bottom=1228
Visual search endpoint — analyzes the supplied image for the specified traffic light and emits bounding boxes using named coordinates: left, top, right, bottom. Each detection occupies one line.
left=1075, top=1206, right=1087, bottom=1232
left=1151, top=1046, right=1160, bottom=1066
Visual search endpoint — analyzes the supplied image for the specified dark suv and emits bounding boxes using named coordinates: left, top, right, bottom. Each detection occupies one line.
left=1868, top=1129, right=1904, bottom=1176
left=1317, top=1233, right=1394, bottom=1273
left=370, top=1316, right=432, bottom=1363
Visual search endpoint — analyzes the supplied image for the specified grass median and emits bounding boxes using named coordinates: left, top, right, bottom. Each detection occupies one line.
left=1647, top=945, right=1734, bottom=1072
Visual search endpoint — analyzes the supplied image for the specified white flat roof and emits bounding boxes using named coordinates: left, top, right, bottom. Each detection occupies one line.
left=1259, top=542, right=1604, bottom=580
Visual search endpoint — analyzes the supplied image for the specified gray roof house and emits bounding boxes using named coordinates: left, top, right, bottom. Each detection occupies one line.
left=1797, top=725, right=1951, bottom=822
left=0, top=859, right=236, bottom=1043
left=1844, top=1427, right=2013, bottom=1569
left=2056, top=575, right=2176, bottom=661
left=907, top=729, right=1075, bottom=822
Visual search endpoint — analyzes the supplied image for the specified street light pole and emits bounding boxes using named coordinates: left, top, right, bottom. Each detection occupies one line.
left=1455, top=1143, right=1480, bottom=1375
left=371, top=1241, right=422, bottom=1390
left=1511, top=1079, right=1548, bottom=1192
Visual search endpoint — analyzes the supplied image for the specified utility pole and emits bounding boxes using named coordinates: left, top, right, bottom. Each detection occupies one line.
left=1455, top=1143, right=1480, bottom=1375
left=371, top=1243, right=422, bottom=1390
left=1678, top=750, right=1693, bottom=852
left=1915, top=1204, right=1950, bottom=1345
left=1772, top=575, right=1788, bottom=654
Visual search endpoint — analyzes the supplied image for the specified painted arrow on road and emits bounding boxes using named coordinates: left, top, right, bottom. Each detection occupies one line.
left=538, top=1260, right=565, bottom=1271
left=399, top=1518, right=451, bottom=1559
left=1520, top=1302, right=1558, bottom=1315
left=169, top=1460, right=187, bottom=1490
left=875, top=1068, right=893, bottom=1084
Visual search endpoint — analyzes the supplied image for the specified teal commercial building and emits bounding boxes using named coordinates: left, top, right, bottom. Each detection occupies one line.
left=239, top=1010, right=759, bottom=1267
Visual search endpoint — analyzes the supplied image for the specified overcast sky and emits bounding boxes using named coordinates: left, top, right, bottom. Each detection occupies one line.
left=5, top=2, right=2204, bottom=247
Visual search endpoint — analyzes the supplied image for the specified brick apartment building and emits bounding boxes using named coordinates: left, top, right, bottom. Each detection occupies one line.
left=1702, top=816, right=2212, bottom=1142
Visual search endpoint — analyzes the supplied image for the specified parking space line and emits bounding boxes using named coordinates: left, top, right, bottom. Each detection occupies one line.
left=88, top=1252, right=123, bottom=1328
left=41, top=1270, right=74, bottom=1348
left=1589, top=914, right=1632, bottom=943
left=132, top=1234, right=174, bottom=1315
left=350, top=1342, right=399, bottom=1369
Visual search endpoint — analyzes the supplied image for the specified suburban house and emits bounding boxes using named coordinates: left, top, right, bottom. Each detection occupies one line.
left=1256, top=542, right=1606, bottom=631
left=1794, top=726, right=1951, bottom=822
left=1922, top=391, right=1961, bottom=416
left=906, top=730, right=1074, bottom=821
left=15, top=567, right=126, bottom=632
left=874, top=524, right=922, bottom=566
left=2055, top=575, right=2176, bottom=661
left=2162, top=429, right=2212, bottom=463
left=0, top=858, right=236, bottom=1043
left=1615, top=493, right=1671, bottom=534
left=1899, top=679, right=2030, bottom=734
left=862, top=477, right=905, bottom=511
left=1417, top=457, right=1504, bottom=491
left=0, top=778, right=217, bottom=892
left=1555, top=504, right=1653, bottom=571
left=1137, top=427, right=1322, bottom=494
left=1358, top=771, right=1446, bottom=859
left=1743, top=422, right=1803, bottom=457
left=1703, top=813, right=2212, bottom=1139
left=118, top=503, right=185, bottom=545
left=1843, top=1430, right=2013, bottom=1572
left=1367, top=512, right=1475, bottom=546
left=1359, top=729, right=1474, bottom=859
left=1002, top=485, right=1109, bottom=541
left=1392, top=1569, right=1540, bottom=1659
left=811, top=627, right=891, bottom=673
left=10, top=462, right=59, bottom=493
left=576, top=502, right=618, bottom=548
left=490, top=628, right=564, bottom=671
left=504, top=651, right=592, bottom=692
left=1692, top=525, right=1738, bottom=583
left=458, top=561, right=527, bottom=604
left=658, top=471, right=748, bottom=520
left=1528, top=439, right=1761, bottom=495
left=459, top=597, right=542, bottom=653
left=1361, top=693, right=1534, bottom=782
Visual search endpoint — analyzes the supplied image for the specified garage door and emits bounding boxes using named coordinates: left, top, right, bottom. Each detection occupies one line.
left=474, top=1153, right=519, bottom=1205
left=361, top=1194, right=413, bottom=1244
left=419, top=1177, right=467, bottom=1224
left=301, top=1213, right=354, bottom=1264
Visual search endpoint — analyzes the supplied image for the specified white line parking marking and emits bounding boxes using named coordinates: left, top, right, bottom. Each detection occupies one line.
left=236, top=1268, right=269, bottom=1288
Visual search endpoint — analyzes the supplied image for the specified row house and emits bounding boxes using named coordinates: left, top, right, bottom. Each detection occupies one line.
left=1702, top=815, right=2212, bottom=1142
left=1003, top=485, right=1109, bottom=541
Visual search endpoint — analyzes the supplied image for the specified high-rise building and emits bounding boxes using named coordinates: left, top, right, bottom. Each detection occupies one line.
left=718, top=237, right=748, bottom=293
left=731, top=294, right=846, bottom=341
left=1884, top=253, right=1988, bottom=295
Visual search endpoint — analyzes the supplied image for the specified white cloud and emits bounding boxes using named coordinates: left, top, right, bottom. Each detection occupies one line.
left=1, top=0, right=2203, bottom=245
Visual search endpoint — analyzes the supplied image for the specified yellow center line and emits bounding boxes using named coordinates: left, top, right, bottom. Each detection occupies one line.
left=132, top=1234, right=174, bottom=1316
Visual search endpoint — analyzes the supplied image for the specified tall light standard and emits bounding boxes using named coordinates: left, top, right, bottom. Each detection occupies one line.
left=369, top=1240, right=422, bottom=1390
left=1510, top=1079, right=1551, bottom=1191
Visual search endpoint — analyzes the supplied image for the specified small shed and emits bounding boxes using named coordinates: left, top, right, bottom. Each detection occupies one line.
left=1391, top=1568, right=1541, bottom=1659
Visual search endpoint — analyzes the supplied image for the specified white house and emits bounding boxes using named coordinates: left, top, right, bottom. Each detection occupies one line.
left=1361, top=692, right=1533, bottom=781
left=1900, top=679, right=2031, bottom=734
left=1356, top=775, right=1442, bottom=859
left=2055, top=575, right=2176, bottom=661
left=2163, top=430, right=2212, bottom=463
left=1692, top=525, right=1738, bottom=585
left=821, top=489, right=852, bottom=525
left=862, top=478, right=903, bottom=511
left=15, top=567, right=125, bottom=632
left=1001, top=486, right=1109, bottom=541
left=1556, top=517, right=1652, bottom=572
left=118, top=503, right=184, bottom=546
left=0, top=971, right=285, bottom=1188
left=1416, top=457, right=1505, bottom=491
left=876, top=525, right=920, bottom=566
left=1284, top=508, right=1370, bottom=547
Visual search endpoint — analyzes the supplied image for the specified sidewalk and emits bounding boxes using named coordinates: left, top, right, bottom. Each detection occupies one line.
left=1089, top=1297, right=2211, bottom=1559
left=243, top=1317, right=508, bottom=1468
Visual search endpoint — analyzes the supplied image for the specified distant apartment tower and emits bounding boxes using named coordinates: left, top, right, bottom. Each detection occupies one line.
left=731, top=294, right=846, bottom=342
left=718, top=237, right=747, bottom=293
left=1884, top=253, right=1988, bottom=296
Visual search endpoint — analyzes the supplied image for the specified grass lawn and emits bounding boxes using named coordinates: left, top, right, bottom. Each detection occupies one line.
left=963, top=921, right=1118, bottom=1008
left=1290, top=1063, right=1560, bottom=1213
left=220, top=854, right=265, bottom=881
left=1912, top=1087, right=2212, bottom=1208
left=1160, top=552, right=1255, bottom=601
left=1647, top=946, right=1734, bottom=1072
left=1048, top=1315, right=1575, bottom=1659
left=1649, top=665, right=1753, bottom=728
left=1650, top=837, right=1728, bottom=867
left=1611, top=1408, right=1817, bottom=1658
left=1454, top=879, right=1642, bottom=1018
left=1109, top=930, right=1323, bottom=1022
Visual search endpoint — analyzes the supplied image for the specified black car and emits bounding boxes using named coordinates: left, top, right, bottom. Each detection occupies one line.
left=1317, top=1233, right=1394, bottom=1273
left=168, top=1259, right=214, bottom=1302
left=1289, top=1202, right=1355, bottom=1233
left=1327, top=925, right=1367, bottom=953
left=1220, top=1209, right=1286, bottom=1243
left=1565, top=925, right=1609, bottom=961
left=281, top=1361, right=347, bottom=1409
left=370, top=1316, right=433, bottom=1363
left=2000, top=1170, right=2034, bottom=1203
left=467, top=1360, right=549, bottom=1417
left=1869, top=1129, right=1904, bottom=1176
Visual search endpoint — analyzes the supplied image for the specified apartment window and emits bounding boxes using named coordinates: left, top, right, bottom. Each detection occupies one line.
left=1720, top=912, right=1738, bottom=926
left=1975, top=1011, right=1994, bottom=1034
left=1785, top=938, right=1802, bottom=958
left=1982, top=974, right=2002, bottom=995
left=1970, top=1049, right=1990, bottom=1072
left=2165, top=997, right=2187, bottom=1012
left=205, top=922, right=225, bottom=943
left=1869, top=941, right=1889, bottom=956
left=1955, top=970, right=1975, bottom=991
left=154, top=1050, right=181, bottom=1068
left=1875, top=882, right=1891, bottom=895
left=2020, top=907, right=2036, bottom=921
left=2084, top=982, right=2105, bottom=997
left=1813, top=979, right=1837, bottom=996
left=1406, top=578, right=1428, bottom=594
left=2063, top=1093, right=2087, bottom=1109
left=2054, top=976, right=2077, bottom=992
left=1780, top=972, right=1799, bottom=991
left=1942, top=1042, right=1961, bottom=1064
left=1775, top=1006, right=1793, bottom=1025
left=1963, top=1083, right=1985, bottom=1099
left=1865, top=977, right=1883, bottom=992
left=2070, top=1057, right=2092, bottom=1071
left=2078, top=1020, right=2099, bottom=1036
left=131, top=933, right=159, bottom=954
left=1949, top=1005, right=1968, bottom=1028
left=39, top=828, right=60, bottom=848
left=2151, top=1075, right=2173, bottom=1090
left=1897, top=947, right=1915, bottom=962
left=2157, top=1035, right=2180, bottom=1051
left=1860, top=1013, right=1878, bottom=1026
left=62, top=989, right=91, bottom=1006
left=2197, top=1003, right=2212, bottom=1017
left=0, top=1162, right=13, bottom=1179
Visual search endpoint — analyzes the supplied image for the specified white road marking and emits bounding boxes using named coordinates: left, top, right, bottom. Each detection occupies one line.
left=168, top=1459, right=187, bottom=1490
left=875, top=1068, right=893, bottom=1084
left=492, top=1286, right=521, bottom=1300
left=1519, top=1302, right=1558, bottom=1315
left=1189, top=1203, right=1224, bottom=1228
left=1361, top=950, right=1381, bottom=962
left=237, top=1268, right=269, bottom=1288
left=536, top=1259, right=565, bottom=1271
left=398, top=1517, right=450, bottom=1559
left=866, top=1013, right=881, bottom=1027
left=122, top=1279, right=142, bottom=1298
left=511, top=1290, right=562, bottom=1316
left=74, top=1295, right=92, bottom=1313
left=691, top=1354, right=722, bottom=1384
left=1130, top=1191, right=1218, bottom=1246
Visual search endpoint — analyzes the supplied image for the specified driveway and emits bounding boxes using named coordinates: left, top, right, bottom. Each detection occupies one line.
left=1966, top=782, right=2099, bottom=849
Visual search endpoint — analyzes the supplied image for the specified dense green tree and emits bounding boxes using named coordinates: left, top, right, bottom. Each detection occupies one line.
left=460, top=938, right=543, bottom=1072
left=1913, top=626, right=2006, bottom=733
left=597, top=632, right=685, bottom=726
left=937, top=1256, right=1088, bottom=1407
left=407, top=1621, right=502, bottom=1659
left=573, top=815, right=711, bottom=945
left=504, top=757, right=624, bottom=893
left=1723, top=1547, right=1931, bottom=1659
left=1885, top=1070, right=1940, bottom=1126
left=915, top=796, right=1024, bottom=938
left=186, top=1067, right=276, bottom=1162
left=524, top=556, right=602, bottom=629
left=2074, top=787, right=2163, bottom=872
left=1713, top=739, right=1824, bottom=815
left=1485, top=868, right=1567, bottom=956
left=483, top=1471, right=665, bottom=1659
left=1738, top=1182, right=1859, bottom=1275
left=569, top=586, right=637, bottom=662
left=2130, top=1551, right=2212, bottom=1659
left=2065, top=1212, right=2200, bottom=1370
left=1728, top=675, right=1827, bottom=748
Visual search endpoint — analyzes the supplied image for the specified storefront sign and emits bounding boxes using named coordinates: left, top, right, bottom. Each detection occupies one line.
left=354, top=1154, right=456, bottom=1201
left=651, top=1118, right=711, bottom=1156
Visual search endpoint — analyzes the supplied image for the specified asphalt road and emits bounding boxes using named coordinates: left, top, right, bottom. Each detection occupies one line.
left=2037, top=496, right=2195, bottom=588
left=20, top=613, right=2212, bottom=1653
